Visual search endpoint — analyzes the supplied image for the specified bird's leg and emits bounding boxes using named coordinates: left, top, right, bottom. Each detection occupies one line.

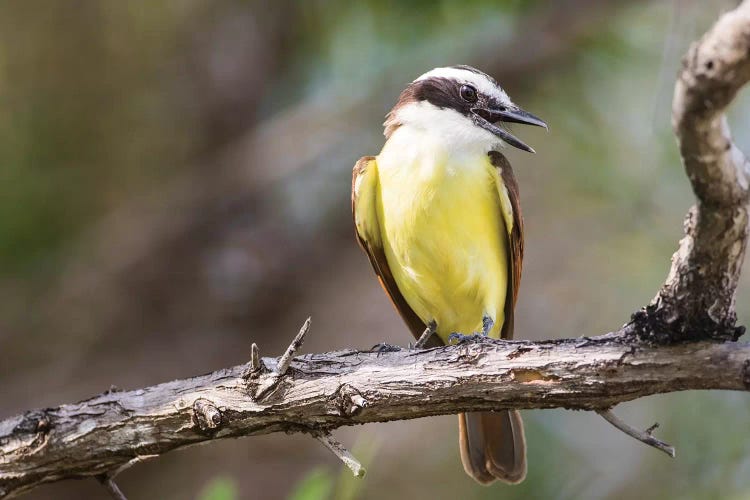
left=412, top=320, right=437, bottom=349
left=448, top=315, right=495, bottom=344
left=482, top=315, right=494, bottom=336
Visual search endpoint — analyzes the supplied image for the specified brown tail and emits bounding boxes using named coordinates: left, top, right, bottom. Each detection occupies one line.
left=458, top=410, right=527, bottom=485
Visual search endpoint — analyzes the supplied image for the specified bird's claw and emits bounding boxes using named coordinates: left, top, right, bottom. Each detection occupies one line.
left=447, top=332, right=491, bottom=345
left=370, top=343, right=403, bottom=356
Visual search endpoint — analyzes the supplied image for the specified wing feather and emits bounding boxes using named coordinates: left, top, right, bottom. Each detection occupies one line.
left=352, top=157, right=438, bottom=346
left=489, top=151, right=524, bottom=340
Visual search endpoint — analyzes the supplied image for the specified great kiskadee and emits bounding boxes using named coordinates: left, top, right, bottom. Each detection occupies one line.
left=352, top=65, right=546, bottom=484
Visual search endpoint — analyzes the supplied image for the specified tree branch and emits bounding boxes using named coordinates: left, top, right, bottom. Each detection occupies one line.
left=2, top=1, right=750, bottom=498
left=2, top=329, right=750, bottom=498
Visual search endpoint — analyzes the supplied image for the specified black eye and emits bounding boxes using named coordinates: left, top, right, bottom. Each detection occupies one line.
left=460, top=85, right=478, bottom=103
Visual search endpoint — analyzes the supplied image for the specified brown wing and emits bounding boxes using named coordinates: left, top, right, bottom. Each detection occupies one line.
left=488, top=151, right=524, bottom=340
left=351, top=157, right=438, bottom=347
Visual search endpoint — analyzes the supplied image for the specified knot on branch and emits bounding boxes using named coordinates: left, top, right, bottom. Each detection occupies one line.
left=335, top=384, right=368, bottom=417
left=6, top=410, right=52, bottom=463
left=630, top=303, right=744, bottom=344
left=192, top=399, right=223, bottom=434
left=12, top=410, right=51, bottom=437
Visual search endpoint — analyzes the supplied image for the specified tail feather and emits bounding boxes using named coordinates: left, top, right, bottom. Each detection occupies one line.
left=458, top=410, right=527, bottom=485
left=458, top=413, right=495, bottom=484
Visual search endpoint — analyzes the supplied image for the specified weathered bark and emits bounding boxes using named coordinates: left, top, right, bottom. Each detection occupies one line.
left=2, top=331, right=750, bottom=498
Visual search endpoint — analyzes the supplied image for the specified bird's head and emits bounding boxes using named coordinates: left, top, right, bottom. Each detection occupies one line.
left=384, top=65, right=547, bottom=153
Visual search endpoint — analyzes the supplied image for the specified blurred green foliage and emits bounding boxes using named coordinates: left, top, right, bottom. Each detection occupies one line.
left=0, top=2, right=193, bottom=274
left=197, top=476, right=239, bottom=500
left=288, top=468, right=334, bottom=500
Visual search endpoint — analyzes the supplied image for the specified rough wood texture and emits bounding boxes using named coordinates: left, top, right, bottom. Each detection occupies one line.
left=2, top=333, right=750, bottom=498
left=2, top=1, right=750, bottom=498
left=643, top=2, right=750, bottom=342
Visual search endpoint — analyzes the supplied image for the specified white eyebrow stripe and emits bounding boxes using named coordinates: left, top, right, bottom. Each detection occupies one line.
left=415, top=67, right=511, bottom=105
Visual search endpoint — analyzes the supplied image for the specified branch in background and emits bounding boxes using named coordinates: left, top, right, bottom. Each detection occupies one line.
left=644, top=1, right=750, bottom=342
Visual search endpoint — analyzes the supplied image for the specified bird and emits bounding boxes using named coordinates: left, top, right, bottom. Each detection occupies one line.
left=351, top=65, right=546, bottom=485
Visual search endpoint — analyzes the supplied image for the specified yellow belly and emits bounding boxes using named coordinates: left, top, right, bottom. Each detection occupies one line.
left=376, top=152, right=508, bottom=342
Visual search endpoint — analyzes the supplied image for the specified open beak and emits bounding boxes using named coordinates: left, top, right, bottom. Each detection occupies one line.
left=471, top=105, right=547, bottom=153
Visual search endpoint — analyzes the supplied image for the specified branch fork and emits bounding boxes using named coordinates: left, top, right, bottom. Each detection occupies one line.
left=251, top=317, right=311, bottom=399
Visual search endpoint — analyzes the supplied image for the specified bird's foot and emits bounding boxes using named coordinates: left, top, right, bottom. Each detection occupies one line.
left=482, top=315, right=495, bottom=336
left=448, top=315, right=496, bottom=345
left=370, top=343, right=403, bottom=357
left=447, top=332, right=491, bottom=345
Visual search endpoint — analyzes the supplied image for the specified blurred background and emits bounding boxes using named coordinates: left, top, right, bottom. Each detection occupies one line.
left=1, top=0, right=750, bottom=499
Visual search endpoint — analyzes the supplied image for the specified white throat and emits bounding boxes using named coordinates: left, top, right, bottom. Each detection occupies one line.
left=388, top=101, right=504, bottom=155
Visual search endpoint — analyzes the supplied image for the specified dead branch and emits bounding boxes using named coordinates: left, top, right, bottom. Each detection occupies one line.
left=2, top=329, right=750, bottom=498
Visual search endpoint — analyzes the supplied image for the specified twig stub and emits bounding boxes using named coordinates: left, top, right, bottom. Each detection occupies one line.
left=597, top=409, right=675, bottom=458
left=242, top=342, right=264, bottom=380
left=314, top=431, right=365, bottom=478
left=250, top=343, right=261, bottom=371
left=276, top=317, right=311, bottom=376
left=97, top=475, right=128, bottom=500
left=337, top=384, right=368, bottom=417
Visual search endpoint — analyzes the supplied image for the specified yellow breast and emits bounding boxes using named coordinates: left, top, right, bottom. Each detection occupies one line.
left=375, top=143, right=508, bottom=342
